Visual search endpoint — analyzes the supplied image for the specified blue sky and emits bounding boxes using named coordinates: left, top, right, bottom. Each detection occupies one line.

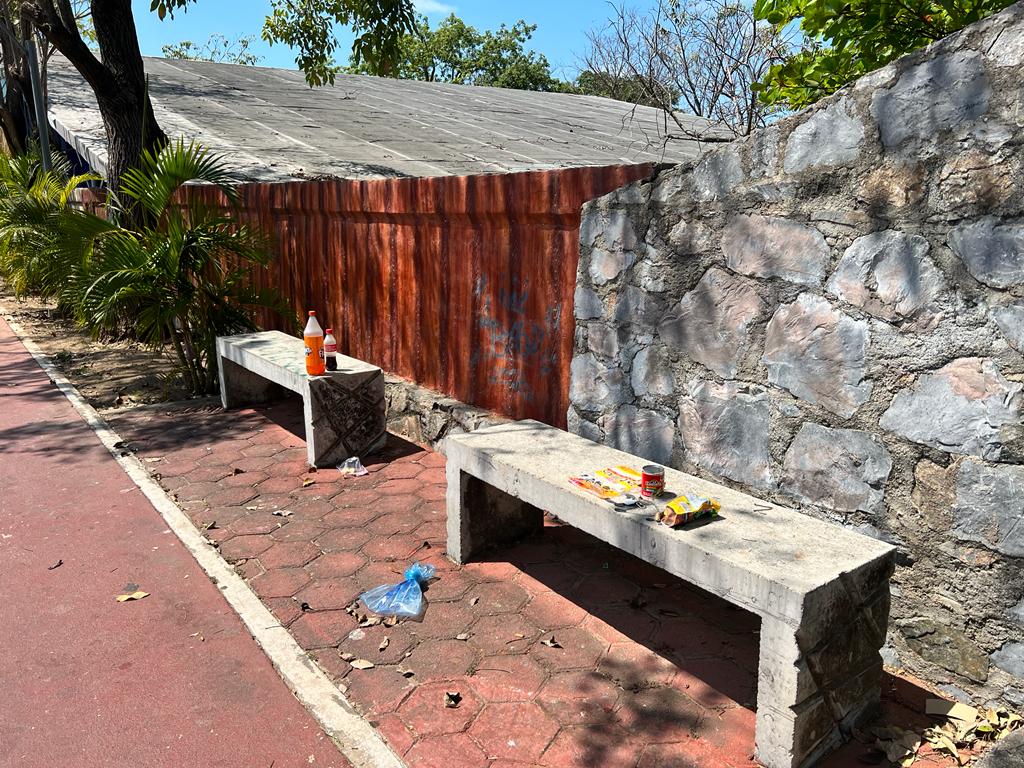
left=130, top=0, right=624, bottom=80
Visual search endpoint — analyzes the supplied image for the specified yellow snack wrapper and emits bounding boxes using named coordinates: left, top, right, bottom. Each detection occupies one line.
left=657, top=494, right=720, bottom=528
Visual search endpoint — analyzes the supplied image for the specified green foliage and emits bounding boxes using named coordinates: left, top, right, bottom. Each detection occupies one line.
left=753, top=0, right=1015, bottom=108
left=149, top=0, right=417, bottom=85
left=347, top=13, right=569, bottom=92
left=0, top=149, right=105, bottom=300
left=0, top=141, right=293, bottom=395
left=162, top=34, right=262, bottom=65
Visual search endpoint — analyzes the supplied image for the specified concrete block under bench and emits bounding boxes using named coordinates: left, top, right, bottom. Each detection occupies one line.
left=445, top=420, right=896, bottom=768
left=216, top=331, right=386, bottom=468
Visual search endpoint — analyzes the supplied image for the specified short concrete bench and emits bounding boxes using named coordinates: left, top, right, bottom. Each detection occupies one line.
left=217, top=330, right=386, bottom=468
left=445, top=420, right=895, bottom=768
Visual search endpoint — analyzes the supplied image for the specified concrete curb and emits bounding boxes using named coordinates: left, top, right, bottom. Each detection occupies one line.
left=0, top=306, right=404, bottom=768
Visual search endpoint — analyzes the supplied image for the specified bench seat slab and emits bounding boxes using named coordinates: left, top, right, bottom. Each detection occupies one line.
left=445, top=420, right=896, bottom=768
left=217, top=331, right=386, bottom=467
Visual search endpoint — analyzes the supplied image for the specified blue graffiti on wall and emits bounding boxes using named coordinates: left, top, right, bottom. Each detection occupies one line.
left=471, top=273, right=561, bottom=403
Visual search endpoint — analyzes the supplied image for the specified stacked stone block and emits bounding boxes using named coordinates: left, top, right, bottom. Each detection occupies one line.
left=569, top=2, right=1024, bottom=708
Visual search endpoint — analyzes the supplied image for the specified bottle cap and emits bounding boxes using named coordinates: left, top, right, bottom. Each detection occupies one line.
left=325, top=328, right=333, bottom=334
left=308, top=310, right=316, bottom=316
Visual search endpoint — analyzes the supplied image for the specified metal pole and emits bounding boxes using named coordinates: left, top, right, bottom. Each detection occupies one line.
left=25, top=37, right=51, bottom=171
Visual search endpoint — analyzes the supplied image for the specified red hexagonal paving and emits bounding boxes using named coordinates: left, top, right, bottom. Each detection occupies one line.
left=109, top=398, right=925, bottom=768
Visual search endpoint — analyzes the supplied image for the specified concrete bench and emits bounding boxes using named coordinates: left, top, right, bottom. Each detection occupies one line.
left=445, top=420, right=895, bottom=768
left=216, top=331, right=386, bottom=468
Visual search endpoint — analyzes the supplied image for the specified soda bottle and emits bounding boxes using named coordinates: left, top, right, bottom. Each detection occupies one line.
left=303, top=311, right=326, bottom=376
left=324, top=328, right=338, bottom=372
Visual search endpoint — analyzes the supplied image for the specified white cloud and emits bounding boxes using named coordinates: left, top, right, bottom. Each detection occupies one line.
left=415, top=0, right=457, bottom=14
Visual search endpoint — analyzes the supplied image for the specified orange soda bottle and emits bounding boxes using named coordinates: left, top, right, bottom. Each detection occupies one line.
left=303, top=311, right=326, bottom=376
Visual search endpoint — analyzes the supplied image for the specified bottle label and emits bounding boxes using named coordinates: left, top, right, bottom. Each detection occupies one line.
left=304, top=336, right=325, bottom=375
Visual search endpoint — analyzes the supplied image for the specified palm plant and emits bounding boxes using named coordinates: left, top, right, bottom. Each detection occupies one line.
left=0, top=149, right=106, bottom=301
left=77, top=140, right=294, bottom=394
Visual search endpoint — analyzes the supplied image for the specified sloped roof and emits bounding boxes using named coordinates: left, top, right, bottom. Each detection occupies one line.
left=46, top=55, right=709, bottom=181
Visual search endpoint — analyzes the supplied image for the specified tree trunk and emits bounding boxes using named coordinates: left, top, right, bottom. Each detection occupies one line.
left=89, top=0, right=166, bottom=195
left=27, top=0, right=165, bottom=203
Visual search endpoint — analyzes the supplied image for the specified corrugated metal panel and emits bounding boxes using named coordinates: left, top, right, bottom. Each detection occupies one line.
left=81, top=164, right=654, bottom=426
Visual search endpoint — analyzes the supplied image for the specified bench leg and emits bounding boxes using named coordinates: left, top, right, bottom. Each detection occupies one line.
left=446, top=468, right=544, bottom=564
left=755, top=561, right=892, bottom=768
left=218, top=356, right=283, bottom=409
left=304, top=374, right=387, bottom=468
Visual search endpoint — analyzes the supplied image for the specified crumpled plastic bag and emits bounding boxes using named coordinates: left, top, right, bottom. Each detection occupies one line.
left=360, top=562, right=435, bottom=618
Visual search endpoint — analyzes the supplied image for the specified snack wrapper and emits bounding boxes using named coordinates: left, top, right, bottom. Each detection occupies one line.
left=657, top=494, right=720, bottom=528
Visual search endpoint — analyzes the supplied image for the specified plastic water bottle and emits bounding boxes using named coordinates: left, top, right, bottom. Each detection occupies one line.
left=324, top=328, right=338, bottom=371
left=303, top=311, right=326, bottom=376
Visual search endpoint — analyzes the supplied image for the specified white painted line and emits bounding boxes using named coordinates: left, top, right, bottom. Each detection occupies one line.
left=0, top=305, right=404, bottom=768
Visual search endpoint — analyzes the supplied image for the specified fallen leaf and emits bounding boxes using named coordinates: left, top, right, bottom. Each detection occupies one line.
left=340, top=652, right=355, bottom=662
left=469, top=596, right=480, bottom=606
left=115, top=590, right=149, bottom=602
left=302, top=477, right=315, bottom=487
left=541, top=635, right=562, bottom=649
left=397, top=666, right=414, bottom=678
left=379, top=637, right=390, bottom=652
left=300, top=601, right=312, bottom=612
left=271, top=510, right=294, bottom=517
left=455, top=633, right=470, bottom=641
left=47, top=559, right=63, bottom=570
left=203, top=521, right=218, bottom=531
left=359, top=616, right=382, bottom=628
left=444, top=691, right=462, bottom=708
left=350, top=659, right=375, bottom=670
left=384, top=616, right=398, bottom=627
left=190, top=631, right=205, bottom=642
left=232, top=467, right=245, bottom=475
left=926, top=699, right=979, bottom=723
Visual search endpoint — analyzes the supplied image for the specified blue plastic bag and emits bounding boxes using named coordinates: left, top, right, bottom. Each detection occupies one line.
left=360, top=562, right=436, bottom=618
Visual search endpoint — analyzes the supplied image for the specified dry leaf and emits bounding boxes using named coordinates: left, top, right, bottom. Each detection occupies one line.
left=469, top=596, right=480, bottom=606
left=340, top=652, right=355, bottom=662
left=455, top=633, right=470, bottom=641
left=116, top=590, right=149, bottom=602
left=541, top=635, right=562, bottom=649
left=302, top=478, right=315, bottom=487
left=359, top=616, right=382, bottom=628
left=397, top=666, right=414, bottom=678
left=271, top=510, right=294, bottom=517
left=384, top=616, right=398, bottom=627
left=926, top=699, right=978, bottom=723
left=379, top=637, right=390, bottom=652
left=190, top=631, right=205, bottom=642
left=47, top=559, right=63, bottom=570
left=444, top=691, right=462, bottom=708
left=350, top=659, right=375, bottom=670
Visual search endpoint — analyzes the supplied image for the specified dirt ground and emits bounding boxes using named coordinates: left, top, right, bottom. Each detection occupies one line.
left=0, top=283, right=195, bottom=411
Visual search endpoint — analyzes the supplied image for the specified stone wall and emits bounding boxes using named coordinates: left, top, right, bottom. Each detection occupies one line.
left=569, top=3, right=1024, bottom=708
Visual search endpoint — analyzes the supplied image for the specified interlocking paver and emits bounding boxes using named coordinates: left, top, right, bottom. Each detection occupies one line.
left=295, top=581, right=359, bottom=612
left=227, top=512, right=282, bottom=536
left=250, top=567, right=311, bottom=598
left=464, top=582, right=530, bottom=614
left=206, top=485, right=259, bottom=507
left=305, top=551, right=367, bottom=580
left=470, top=654, right=548, bottom=703
left=315, top=527, right=373, bottom=552
left=289, top=609, right=357, bottom=649
left=259, top=541, right=321, bottom=569
left=538, top=670, right=621, bottom=725
left=398, top=680, right=482, bottom=735
left=404, top=733, right=487, bottom=768
left=403, top=639, right=480, bottom=680
left=523, top=591, right=587, bottom=630
left=410, top=600, right=476, bottom=640
left=533, top=627, right=608, bottom=672
left=468, top=702, right=558, bottom=762
left=344, top=667, right=415, bottom=716
left=265, top=596, right=303, bottom=626
left=468, top=614, right=541, bottom=655
left=541, top=725, right=641, bottom=768
left=270, top=519, right=326, bottom=542
left=598, top=643, right=679, bottom=691
left=340, top=624, right=416, bottom=665
left=616, top=685, right=705, bottom=743
left=374, top=713, right=416, bottom=756
left=218, top=533, right=273, bottom=561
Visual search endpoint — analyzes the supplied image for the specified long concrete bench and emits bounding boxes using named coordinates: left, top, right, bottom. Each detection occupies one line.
left=445, top=420, right=895, bottom=768
left=216, top=330, right=386, bottom=468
